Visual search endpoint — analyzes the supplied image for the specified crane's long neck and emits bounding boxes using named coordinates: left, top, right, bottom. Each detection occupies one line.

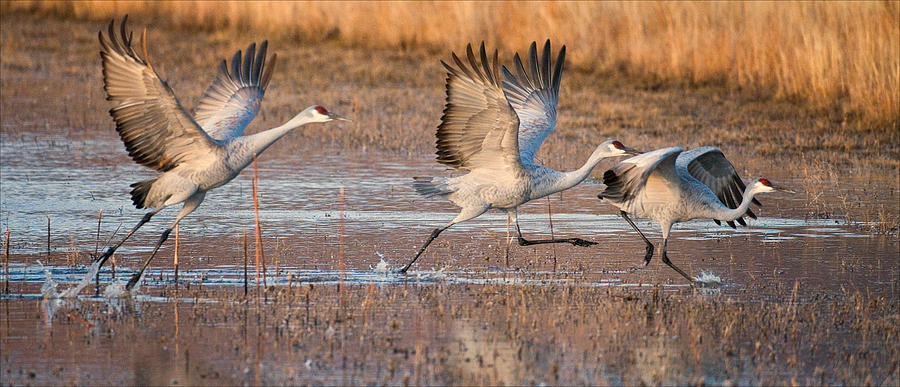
left=228, top=115, right=312, bottom=170
left=709, top=184, right=761, bottom=222
left=529, top=155, right=606, bottom=200
left=244, top=121, right=299, bottom=156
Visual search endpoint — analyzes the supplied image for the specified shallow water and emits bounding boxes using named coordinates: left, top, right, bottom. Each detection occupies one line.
left=1, top=134, right=895, bottom=297
left=1, top=134, right=898, bottom=385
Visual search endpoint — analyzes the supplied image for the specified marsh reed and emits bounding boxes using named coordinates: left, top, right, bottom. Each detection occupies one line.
left=243, top=229, right=249, bottom=296
left=6, top=1, right=898, bottom=126
left=252, top=155, right=266, bottom=292
left=4, top=230, right=9, bottom=293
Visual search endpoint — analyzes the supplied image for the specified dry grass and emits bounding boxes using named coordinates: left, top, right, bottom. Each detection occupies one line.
left=1, top=12, right=897, bottom=231
left=0, top=10, right=896, bottom=385
left=5, top=0, right=898, bottom=127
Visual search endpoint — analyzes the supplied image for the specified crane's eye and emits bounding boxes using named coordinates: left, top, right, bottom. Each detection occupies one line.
left=315, top=106, right=328, bottom=115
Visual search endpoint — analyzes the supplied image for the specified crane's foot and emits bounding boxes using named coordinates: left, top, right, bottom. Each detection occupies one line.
left=517, top=237, right=597, bottom=247
left=93, top=246, right=116, bottom=264
left=642, top=245, right=654, bottom=266
left=124, top=272, right=143, bottom=291
left=396, top=260, right=416, bottom=275
left=660, top=252, right=695, bottom=287
left=568, top=238, right=598, bottom=247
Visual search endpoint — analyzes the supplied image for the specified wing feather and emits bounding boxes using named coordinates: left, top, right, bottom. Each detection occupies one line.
left=500, top=40, right=565, bottom=164
left=194, top=41, right=277, bottom=141
left=435, top=43, right=522, bottom=171
left=601, top=147, right=684, bottom=204
left=678, top=147, right=760, bottom=228
left=99, top=17, right=220, bottom=173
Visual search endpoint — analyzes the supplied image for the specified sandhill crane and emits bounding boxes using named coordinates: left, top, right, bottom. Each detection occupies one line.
left=597, top=146, right=794, bottom=285
left=398, top=41, right=639, bottom=273
left=93, top=17, right=347, bottom=290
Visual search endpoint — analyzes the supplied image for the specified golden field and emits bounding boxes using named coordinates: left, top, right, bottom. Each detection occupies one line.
left=5, top=0, right=899, bottom=127
left=0, top=9, right=898, bottom=385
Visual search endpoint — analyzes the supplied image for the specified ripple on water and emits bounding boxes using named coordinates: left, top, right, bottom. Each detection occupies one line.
left=0, top=137, right=893, bottom=305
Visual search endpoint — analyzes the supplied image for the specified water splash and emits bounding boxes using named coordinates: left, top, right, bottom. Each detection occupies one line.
left=371, top=253, right=391, bottom=274
left=102, top=282, right=127, bottom=298
left=413, top=267, right=447, bottom=281
left=37, top=260, right=85, bottom=325
left=37, top=259, right=109, bottom=299
left=38, top=260, right=59, bottom=299
left=693, top=270, right=723, bottom=284
left=59, top=259, right=103, bottom=298
left=694, top=270, right=724, bottom=295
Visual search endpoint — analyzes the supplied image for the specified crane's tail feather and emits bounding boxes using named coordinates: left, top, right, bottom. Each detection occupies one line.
left=129, top=178, right=156, bottom=209
left=413, top=176, right=454, bottom=198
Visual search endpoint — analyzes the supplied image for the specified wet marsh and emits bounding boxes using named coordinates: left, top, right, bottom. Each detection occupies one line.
left=1, top=12, right=898, bottom=385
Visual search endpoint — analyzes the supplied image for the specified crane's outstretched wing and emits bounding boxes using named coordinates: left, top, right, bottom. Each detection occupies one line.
left=99, top=17, right=220, bottom=173
left=601, top=147, right=684, bottom=204
left=501, top=40, right=564, bottom=164
left=193, top=41, right=277, bottom=141
left=436, top=43, right=522, bottom=171
left=677, top=147, right=760, bottom=228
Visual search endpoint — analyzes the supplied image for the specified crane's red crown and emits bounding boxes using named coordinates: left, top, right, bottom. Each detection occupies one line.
left=612, top=140, right=624, bottom=149
left=759, top=178, right=772, bottom=187
left=314, top=106, right=328, bottom=115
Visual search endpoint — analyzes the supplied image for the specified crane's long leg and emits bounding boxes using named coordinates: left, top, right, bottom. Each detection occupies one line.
left=512, top=209, right=597, bottom=247
left=398, top=206, right=487, bottom=274
left=504, top=213, right=513, bottom=265
left=94, top=210, right=160, bottom=268
left=619, top=211, right=655, bottom=265
left=397, top=225, right=450, bottom=274
left=125, top=226, right=171, bottom=290
left=659, top=237, right=695, bottom=286
left=125, top=192, right=205, bottom=291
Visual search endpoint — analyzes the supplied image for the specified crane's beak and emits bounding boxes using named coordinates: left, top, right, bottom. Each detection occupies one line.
left=328, top=113, right=351, bottom=122
left=774, top=185, right=795, bottom=194
left=623, top=146, right=642, bottom=156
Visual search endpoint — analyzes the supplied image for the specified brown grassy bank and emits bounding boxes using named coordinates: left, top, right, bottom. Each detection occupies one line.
left=3, top=282, right=898, bottom=385
left=4, top=0, right=899, bottom=128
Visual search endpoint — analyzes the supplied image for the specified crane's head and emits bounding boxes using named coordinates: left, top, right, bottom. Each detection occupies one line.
left=302, top=105, right=351, bottom=123
left=753, top=178, right=795, bottom=194
left=594, top=139, right=641, bottom=159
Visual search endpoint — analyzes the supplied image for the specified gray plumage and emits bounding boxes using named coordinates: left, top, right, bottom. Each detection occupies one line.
left=194, top=41, right=275, bottom=141
left=399, top=40, right=638, bottom=273
left=93, top=16, right=346, bottom=291
left=598, top=146, right=793, bottom=285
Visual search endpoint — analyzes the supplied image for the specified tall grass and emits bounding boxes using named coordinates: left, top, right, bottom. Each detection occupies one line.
left=5, top=1, right=898, bottom=126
